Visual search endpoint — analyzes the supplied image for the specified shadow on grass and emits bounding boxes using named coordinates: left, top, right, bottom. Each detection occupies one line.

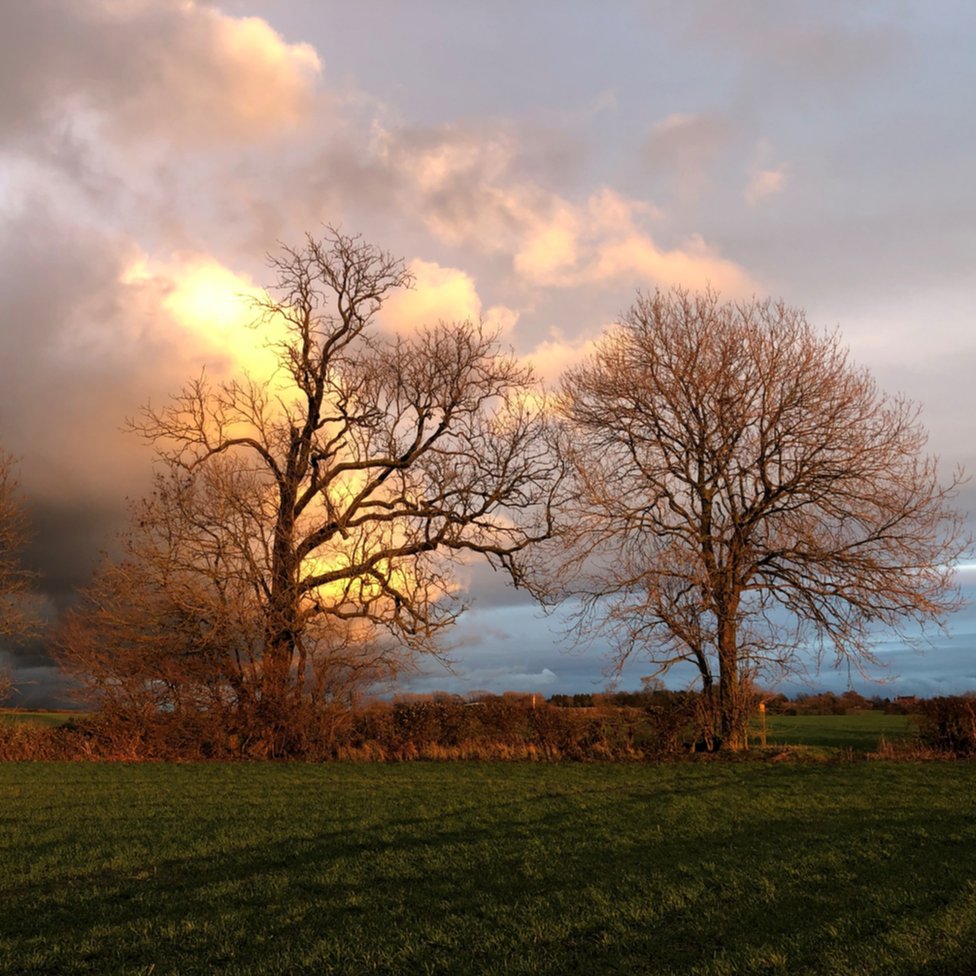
left=2, top=764, right=975, bottom=975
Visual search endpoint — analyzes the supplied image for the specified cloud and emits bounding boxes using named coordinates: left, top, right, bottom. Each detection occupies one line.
left=120, top=253, right=276, bottom=378
left=523, top=331, right=602, bottom=385
left=745, top=167, right=788, bottom=205
left=0, top=1, right=321, bottom=151
left=406, top=659, right=563, bottom=696
left=358, top=121, right=757, bottom=296
left=513, top=202, right=582, bottom=282
left=380, top=259, right=517, bottom=335
left=645, top=112, right=734, bottom=202
left=743, top=139, right=788, bottom=206
left=0, top=649, right=79, bottom=710
left=587, top=229, right=756, bottom=293
left=512, top=188, right=757, bottom=294
left=0, top=0, right=332, bottom=301
left=469, top=667, right=558, bottom=691
left=373, top=124, right=522, bottom=248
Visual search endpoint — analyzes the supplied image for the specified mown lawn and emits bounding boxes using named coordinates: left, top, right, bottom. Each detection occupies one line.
left=2, top=761, right=975, bottom=975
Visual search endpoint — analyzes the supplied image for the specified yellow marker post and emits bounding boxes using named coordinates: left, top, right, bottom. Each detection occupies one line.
left=758, top=701, right=767, bottom=749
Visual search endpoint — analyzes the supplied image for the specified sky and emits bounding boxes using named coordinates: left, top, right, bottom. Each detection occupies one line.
left=1, top=0, right=975, bottom=706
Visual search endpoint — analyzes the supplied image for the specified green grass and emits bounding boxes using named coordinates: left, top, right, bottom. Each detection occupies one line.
left=0, top=709, right=81, bottom=728
left=2, top=761, right=975, bottom=975
left=757, top=712, right=914, bottom=751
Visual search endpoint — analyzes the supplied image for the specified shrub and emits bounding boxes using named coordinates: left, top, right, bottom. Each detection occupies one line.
left=915, top=697, right=976, bottom=755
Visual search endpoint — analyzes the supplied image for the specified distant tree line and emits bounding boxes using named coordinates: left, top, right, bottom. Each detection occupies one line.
left=3, top=690, right=976, bottom=762
left=546, top=687, right=919, bottom=715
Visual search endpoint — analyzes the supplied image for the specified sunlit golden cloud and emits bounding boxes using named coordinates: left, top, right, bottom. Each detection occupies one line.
left=207, top=13, right=321, bottom=133
left=513, top=204, right=581, bottom=282
left=104, top=2, right=323, bottom=145
left=522, top=331, right=602, bottom=385
left=122, top=255, right=280, bottom=380
left=512, top=188, right=757, bottom=294
left=301, top=476, right=462, bottom=608
left=588, top=231, right=756, bottom=294
left=380, top=259, right=518, bottom=335
left=368, top=121, right=756, bottom=298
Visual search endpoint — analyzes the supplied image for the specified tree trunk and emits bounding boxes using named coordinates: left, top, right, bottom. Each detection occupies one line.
left=260, top=473, right=301, bottom=755
left=716, top=612, right=748, bottom=751
left=259, top=629, right=295, bottom=757
left=692, top=656, right=720, bottom=751
left=260, top=571, right=301, bottom=755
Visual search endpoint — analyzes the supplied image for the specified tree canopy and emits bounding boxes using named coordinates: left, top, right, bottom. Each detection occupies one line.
left=534, top=289, right=967, bottom=749
left=58, top=230, right=560, bottom=755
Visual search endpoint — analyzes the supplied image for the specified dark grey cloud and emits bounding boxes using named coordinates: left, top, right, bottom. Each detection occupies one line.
left=0, top=647, right=79, bottom=710
left=406, top=574, right=976, bottom=701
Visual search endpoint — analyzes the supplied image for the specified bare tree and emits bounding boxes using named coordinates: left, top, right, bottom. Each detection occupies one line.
left=0, top=451, right=36, bottom=648
left=58, top=482, right=399, bottom=754
left=58, top=230, right=559, bottom=754
left=537, top=290, right=968, bottom=750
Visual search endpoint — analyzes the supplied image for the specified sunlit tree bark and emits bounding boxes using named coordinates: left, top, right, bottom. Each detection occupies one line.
left=536, top=289, right=968, bottom=750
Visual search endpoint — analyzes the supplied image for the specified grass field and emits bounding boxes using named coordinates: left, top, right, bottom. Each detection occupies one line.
left=758, top=712, right=914, bottom=752
left=0, top=710, right=82, bottom=728
left=2, top=761, right=975, bottom=975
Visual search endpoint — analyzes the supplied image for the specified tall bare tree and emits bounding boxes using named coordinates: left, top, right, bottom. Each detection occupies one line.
left=537, top=289, right=967, bottom=749
left=59, top=230, right=559, bottom=753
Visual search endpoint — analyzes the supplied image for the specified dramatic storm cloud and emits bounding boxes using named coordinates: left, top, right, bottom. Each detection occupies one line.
left=1, top=1, right=974, bottom=704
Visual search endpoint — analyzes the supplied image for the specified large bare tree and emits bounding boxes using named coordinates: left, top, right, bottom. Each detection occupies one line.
left=58, top=230, right=559, bottom=753
left=539, top=289, right=967, bottom=750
